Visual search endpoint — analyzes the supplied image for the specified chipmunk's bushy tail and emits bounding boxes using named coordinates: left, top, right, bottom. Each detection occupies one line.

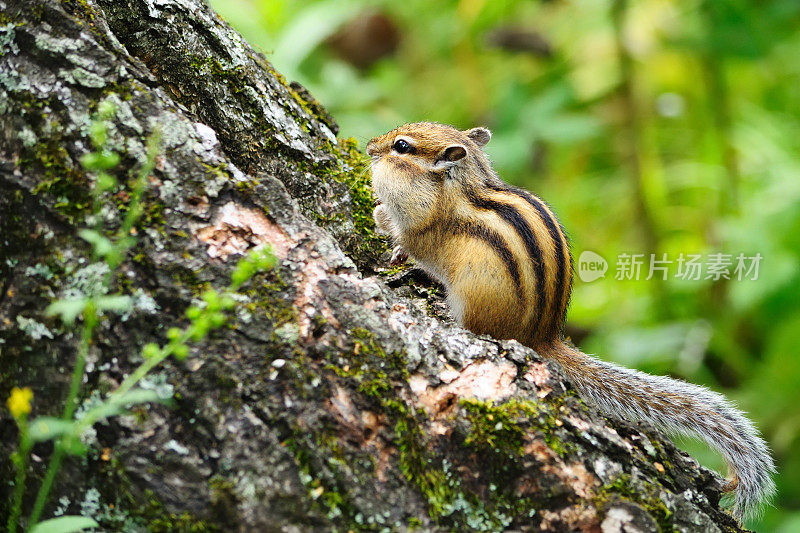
left=542, top=341, right=776, bottom=521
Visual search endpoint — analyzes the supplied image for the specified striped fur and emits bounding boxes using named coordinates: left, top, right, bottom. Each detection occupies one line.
left=367, top=122, right=775, bottom=521
left=484, top=181, right=572, bottom=340
left=455, top=218, right=524, bottom=301
left=464, top=186, right=545, bottom=329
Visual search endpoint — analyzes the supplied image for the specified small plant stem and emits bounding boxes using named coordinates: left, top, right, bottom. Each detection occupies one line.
left=101, top=131, right=160, bottom=289
left=64, top=306, right=98, bottom=421
left=22, top=121, right=162, bottom=529
left=110, top=345, right=175, bottom=399
left=74, top=331, right=191, bottom=433
left=26, top=447, right=63, bottom=530
left=7, top=419, right=31, bottom=533
left=118, top=158, right=151, bottom=239
left=28, top=306, right=97, bottom=527
left=108, top=131, right=161, bottom=271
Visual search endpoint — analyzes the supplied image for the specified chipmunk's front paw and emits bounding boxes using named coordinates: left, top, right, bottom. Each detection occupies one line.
left=373, top=204, right=392, bottom=235
left=390, top=246, right=409, bottom=266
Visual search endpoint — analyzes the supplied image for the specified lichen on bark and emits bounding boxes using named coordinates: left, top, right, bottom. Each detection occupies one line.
left=0, top=0, right=747, bottom=531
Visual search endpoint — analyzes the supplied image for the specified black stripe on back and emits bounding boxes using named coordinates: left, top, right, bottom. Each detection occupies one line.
left=455, top=220, right=523, bottom=302
left=485, top=181, right=569, bottom=338
left=465, top=187, right=545, bottom=332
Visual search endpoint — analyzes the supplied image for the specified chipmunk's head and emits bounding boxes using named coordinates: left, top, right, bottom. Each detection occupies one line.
left=367, top=122, right=492, bottom=229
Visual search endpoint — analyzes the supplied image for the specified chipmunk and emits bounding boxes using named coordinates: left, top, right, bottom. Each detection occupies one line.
left=366, top=122, right=775, bottom=521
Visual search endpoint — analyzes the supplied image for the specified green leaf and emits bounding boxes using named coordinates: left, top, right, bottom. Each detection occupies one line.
left=80, top=150, right=119, bottom=170
left=96, top=172, right=117, bottom=192
left=78, top=229, right=115, bottom=257
left=94, top=295, right=132, bottom=313
left=96, top=151, right=120, bottom=169
left=79, top=388, right=163, bottom=428
left=28, top=417, right=74, bottom=442
left=30, top=515, right=99, bottom=533
left=46, top=298, right=89, bottom=325
left=61, top=435, right=88, bottom=456
left=97, top=99, right=117, bottom=120
left=116, top=235, right=137, bottom=253
left=113, top=388, right=163, bottom=407
left=89, top=121, right=107, bottom=147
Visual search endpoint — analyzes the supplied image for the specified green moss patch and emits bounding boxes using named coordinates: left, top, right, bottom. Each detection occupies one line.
left=594, top=474, right=673, bottom=531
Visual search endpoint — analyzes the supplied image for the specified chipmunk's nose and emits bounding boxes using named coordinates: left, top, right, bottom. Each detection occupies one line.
left=366, top=139, right=378, bottom=156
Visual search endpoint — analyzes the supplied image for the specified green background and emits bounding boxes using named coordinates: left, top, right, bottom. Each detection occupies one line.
left=209, top=0, right=800, bottom=530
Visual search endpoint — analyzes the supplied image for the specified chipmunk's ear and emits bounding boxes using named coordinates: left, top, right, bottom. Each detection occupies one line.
left=466, top=127, right=491, bottom=148
left=433, top=144, right=467, bottom=170
left=443, top=144, right=467, bottom=162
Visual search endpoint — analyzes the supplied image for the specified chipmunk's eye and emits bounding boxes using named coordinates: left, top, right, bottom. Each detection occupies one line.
left=393, top=139, right=412, bottom=154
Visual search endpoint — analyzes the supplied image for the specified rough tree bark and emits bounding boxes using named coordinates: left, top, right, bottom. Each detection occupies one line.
left=0, top=1, right=746, bottom=531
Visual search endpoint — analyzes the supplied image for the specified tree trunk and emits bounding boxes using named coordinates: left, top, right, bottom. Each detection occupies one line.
left=0, top=1, right=745, bottom=531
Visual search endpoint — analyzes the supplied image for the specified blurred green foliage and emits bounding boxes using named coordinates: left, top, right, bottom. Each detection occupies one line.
left=209, top=0, right=800, bottom=529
